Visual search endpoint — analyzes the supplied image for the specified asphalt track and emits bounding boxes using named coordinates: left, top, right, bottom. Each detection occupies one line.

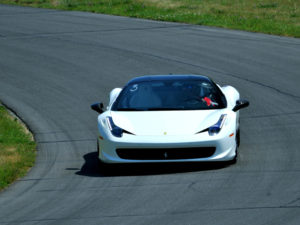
left=1, top=4, right=300, bottom=225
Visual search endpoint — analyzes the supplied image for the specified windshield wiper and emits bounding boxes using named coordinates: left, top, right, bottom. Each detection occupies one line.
left=117, top=107, right=185, bottom=111
left=147, top=107, right=184, bottom=111
left=116, top=108, right=147, bottom=111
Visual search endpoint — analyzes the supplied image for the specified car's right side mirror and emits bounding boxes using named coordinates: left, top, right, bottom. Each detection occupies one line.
left=91, top=102, right=104, bottom=114
left=232, top=99, right=249, bottom=112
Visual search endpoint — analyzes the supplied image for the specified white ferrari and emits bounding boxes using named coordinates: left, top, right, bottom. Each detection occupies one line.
left=91, top=75, right=249, bottom=164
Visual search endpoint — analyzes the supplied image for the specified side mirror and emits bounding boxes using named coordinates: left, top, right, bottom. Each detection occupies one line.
left=91, top=102, right=104, bottom=114
left=232, top=99, right=249, bottom=112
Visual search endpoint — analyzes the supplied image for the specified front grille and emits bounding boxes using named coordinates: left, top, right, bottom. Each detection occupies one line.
left=116, top=147, right=216, bottom=160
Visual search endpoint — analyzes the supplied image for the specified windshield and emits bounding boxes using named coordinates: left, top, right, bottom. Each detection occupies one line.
left=112, top=79, right=226, bottom=111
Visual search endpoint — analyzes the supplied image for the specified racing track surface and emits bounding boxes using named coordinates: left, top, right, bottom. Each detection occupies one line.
left=0, top=4, right=300, bottom=225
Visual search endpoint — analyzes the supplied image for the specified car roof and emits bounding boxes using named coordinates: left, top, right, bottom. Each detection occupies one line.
left=127, top=75, right=212, bottom=85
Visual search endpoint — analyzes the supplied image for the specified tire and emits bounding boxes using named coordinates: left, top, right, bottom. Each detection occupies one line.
left=236, top=129, right=240, bottom=147
left=228, top=129, right=240, bottom=165
left=97, top=139, right=114, bottom=173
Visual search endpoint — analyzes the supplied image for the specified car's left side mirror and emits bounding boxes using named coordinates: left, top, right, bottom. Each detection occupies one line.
left=91, top=102, right=104, bottom=114
left=232, top=99, right=249, bottom=112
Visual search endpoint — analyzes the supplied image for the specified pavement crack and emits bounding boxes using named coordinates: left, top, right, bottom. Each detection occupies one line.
left=37, top=138, right=95, bottom=144
left=285, top=197, right=300, bottom=206
left=0, top=24, right=188, bottom=40
left=243, top=111, right=300, bottom=119
left=1, top=205, right=299, bottom=224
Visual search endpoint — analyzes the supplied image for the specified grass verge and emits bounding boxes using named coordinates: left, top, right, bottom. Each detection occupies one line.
left=0, top=104, right=36, bottom=191
left=0, top=0, right=299, bottom=37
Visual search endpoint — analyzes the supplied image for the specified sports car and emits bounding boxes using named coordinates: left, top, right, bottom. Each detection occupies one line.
left=91, top=75, right=249, bottom=164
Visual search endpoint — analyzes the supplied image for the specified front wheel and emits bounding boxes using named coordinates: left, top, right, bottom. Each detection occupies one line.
left=228, top=129, right=240, bottom=165
left=236, top=129, right=240, bottom=147
left=97, top=139, right=114, bottom=173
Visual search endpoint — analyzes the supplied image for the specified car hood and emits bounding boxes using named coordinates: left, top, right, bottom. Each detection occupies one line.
left=110, top=110, right=225, bottom=136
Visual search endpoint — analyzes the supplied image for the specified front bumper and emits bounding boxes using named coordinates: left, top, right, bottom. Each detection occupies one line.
left=98, top=132, right=236, bottom=164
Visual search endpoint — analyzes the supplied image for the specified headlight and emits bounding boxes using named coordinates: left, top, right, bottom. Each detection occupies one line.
left=208, top=114, right=227, bottom=136
left=106, top=116, right=123, bottom=137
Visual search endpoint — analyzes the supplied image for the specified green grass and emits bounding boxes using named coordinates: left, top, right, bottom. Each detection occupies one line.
left=0, top=105, right=36, bottom=191
left=0, top=0, right=299, bottom=37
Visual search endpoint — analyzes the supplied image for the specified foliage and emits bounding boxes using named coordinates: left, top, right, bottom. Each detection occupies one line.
left=0, top=0, right=299, bottom=37
left=0, top=106, right=36, bottom=191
